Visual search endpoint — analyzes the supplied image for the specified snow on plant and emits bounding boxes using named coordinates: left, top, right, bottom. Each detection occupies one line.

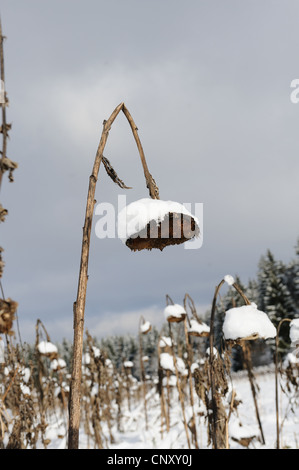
left=188, top=318, right=210, bottom=337
left=206, top=275, right=277, bottom=448
left=275, top=317, right=299, bottom=448
left=164, top=304, right=186, bottom=323
left=37, top=340, right=58, bottom=359
left=160, top=352, right=186, bottom=375
left=69, top=102, right=202, bottom=449
left=140, top=319, right=151, bottom=334
left=222, top=303, right=277, bottom=342
left=159, top=336, right=172, bottom=348
left=50, top=358, right=67, bottom=371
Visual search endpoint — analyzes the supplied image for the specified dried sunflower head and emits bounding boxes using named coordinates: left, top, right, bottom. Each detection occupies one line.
left=118, top=198, right=200, bottom=252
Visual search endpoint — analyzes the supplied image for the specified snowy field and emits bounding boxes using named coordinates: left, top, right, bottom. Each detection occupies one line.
left=41, top=366, right=298, bottom=450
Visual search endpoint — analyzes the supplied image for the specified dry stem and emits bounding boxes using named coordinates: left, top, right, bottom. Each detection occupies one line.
left=68, top=103, right=158, bottom=449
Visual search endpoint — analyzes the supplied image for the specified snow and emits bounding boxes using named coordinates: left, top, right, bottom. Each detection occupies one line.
left=160, top=353, right=186, bottom=375
left=159, top=352, right=174, bottom=371
left=83, top=346, right=101, bottom=365
left=140, top=320, right=151, bottom=333
left=162, top=374, right=177, bottom=387
left=222, top=303, right=277, bottom=340
left=50, top=358, right=67, bottom=370
left=37, top=341, right=58, bottom=355
left=20, top=384, right=31, bottom=396
left=229, top=418, right=256, bottom=440
left=206, top=347, right=218, bottom=356
left=290, top=319, right=299, bottom=345
left=35, top=366, right=299, bottom=449
left=188, top=318, right=210, bottom=335
left=20, top=367, right=31, bottom=383
left=159, top=336, right=172, bottom=348
left=118, top=198, right=199, bottom=241
left=224, top=274, right=235, bottom=286
left=283, top=352, right=299, bottom=366
left=0, top=338, right=4, bottom=363
left=164, top=304, right=186, bottom=321
left=124, top=361, right=134, bottom=368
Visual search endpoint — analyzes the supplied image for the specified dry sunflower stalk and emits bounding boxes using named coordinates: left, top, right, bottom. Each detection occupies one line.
left=0, top=155, right=18, bottom=182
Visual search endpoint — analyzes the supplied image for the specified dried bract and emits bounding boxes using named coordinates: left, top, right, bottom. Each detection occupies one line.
left=0, top=298, right=17, bottom=334
left=0, top=155, right=18, bottom=182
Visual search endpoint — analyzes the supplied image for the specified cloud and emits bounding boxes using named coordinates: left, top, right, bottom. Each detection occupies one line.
left=1, top=0, right=299, bottom=345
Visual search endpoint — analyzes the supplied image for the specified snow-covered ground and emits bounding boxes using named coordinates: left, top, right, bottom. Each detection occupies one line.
left=42, top=366, right=299, bottom=450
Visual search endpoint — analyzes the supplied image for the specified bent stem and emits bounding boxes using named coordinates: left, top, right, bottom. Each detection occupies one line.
left=230, top=281, right=266, bottom=445
left=275, top=318, right=291, bottom=449
left=183, top=294, right=199, bottom=449
left=68, top=103, right=158, bottom=449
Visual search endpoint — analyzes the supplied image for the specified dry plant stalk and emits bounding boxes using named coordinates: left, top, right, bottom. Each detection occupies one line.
left=275, top=318, right=292, bottom=449
left=138, top=316, right=149, bottom=430
left=0, top=19, right=17, bottom=190
left=209, top=277, right=266, bottom=448
left=167, top=321, right=191, bottom=449
left=208, top=279, right=225, bottom=449
left=68, top=102, right=159, bottom=449
left=183, top=294, right=199, bottom=449
left=241, top=341, right=265, bottom=445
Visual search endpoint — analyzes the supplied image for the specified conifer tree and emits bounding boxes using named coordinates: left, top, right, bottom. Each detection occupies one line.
left=258, top=250, right=295, bottom=354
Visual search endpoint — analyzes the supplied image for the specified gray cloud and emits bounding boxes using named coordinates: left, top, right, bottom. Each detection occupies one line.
left=1, top=0, right=299, bottom=343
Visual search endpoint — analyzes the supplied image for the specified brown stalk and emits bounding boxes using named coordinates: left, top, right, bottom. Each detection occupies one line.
left=275, top=318, right=291, bottom=449
left=168, top=322, right=191, bottom=449
left=230, top=281, right=266, bottom=446
left=183, top=316, right=199, bottom=448
left=225, top=389, right=236, bottom=449
left=157, top=331, right=170, bottom=435
left=68, top=103, right=159, bottom=449
left=241, top=342, right=265, bottom=445
left=208, top=279, right=225, bottom=449
left=138, top=316, right=148, bottom=430
left=0, top=18, right=7, bottom=191
left=182, top=295, right=199, bottom=448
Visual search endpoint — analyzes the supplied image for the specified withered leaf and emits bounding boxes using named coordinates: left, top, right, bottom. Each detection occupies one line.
left=102, top=156, right=132, bottom=190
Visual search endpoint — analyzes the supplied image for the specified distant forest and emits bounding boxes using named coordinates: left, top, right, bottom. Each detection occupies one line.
left=23, top=238, right=299, bottom=375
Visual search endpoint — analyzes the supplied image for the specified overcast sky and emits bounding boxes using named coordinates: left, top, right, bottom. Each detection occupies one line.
left=1, top=0, right=299, bottom=344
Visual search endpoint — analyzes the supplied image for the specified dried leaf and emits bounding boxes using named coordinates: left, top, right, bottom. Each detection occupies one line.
left=0, top=298, right=18, bottom=334
left=0, top=123, right=12, bottom=134
left=102, top=156, right=132, bottom=189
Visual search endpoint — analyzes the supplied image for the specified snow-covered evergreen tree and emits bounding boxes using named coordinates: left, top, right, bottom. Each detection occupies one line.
left=258, top=250, right=296, bottom=353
